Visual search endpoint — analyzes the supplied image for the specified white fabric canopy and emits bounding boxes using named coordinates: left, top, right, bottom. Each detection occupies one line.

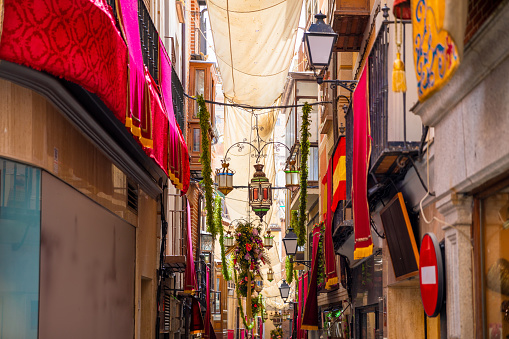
left=207, top=0, right=303, bottom=106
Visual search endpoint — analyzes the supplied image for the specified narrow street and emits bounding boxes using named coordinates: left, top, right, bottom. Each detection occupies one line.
left=0, top=0, right=507, bottom=338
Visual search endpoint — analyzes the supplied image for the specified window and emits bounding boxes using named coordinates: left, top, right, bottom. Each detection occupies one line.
left=477, top=182, right=509, bottom=336
left=194, top=69, right=205, bottom=117
left=193, top=129, right=200, bottom=152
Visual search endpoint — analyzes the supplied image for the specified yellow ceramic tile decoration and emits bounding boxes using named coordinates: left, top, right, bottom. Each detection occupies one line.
left=411, top=0, right=460, bottom=101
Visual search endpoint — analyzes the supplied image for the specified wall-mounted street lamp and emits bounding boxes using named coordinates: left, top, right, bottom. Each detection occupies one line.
left=278, top=279, right=291, bottom=303
left=282, top=227, right=311, bottom=269
left=303, top=12, right=357, bottom=93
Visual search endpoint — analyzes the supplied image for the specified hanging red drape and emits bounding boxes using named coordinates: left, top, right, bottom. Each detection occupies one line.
left=184, top=201, right=198, bottom=293
left=190, top=297, right=204, bottom=334
left=332, top=136, right=346, bottom=211
left=393, top=0, right=411, bottom=20
left=301, top=224, right=322, bottom=330
left=352, top=66, right=373, bottom=259
left=325, top=157, right=338, bottom=289
left=296, top=276, right=303, bottom=339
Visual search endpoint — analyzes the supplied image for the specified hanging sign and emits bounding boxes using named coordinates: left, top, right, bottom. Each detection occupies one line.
left=419, top=232, right=445, bottom=317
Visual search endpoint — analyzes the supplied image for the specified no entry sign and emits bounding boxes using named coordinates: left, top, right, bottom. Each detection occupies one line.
left=419, top=233, right=444, bottom=317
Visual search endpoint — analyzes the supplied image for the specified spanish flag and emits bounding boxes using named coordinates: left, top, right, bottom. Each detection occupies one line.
left=332, top=136, right=346, bottom=211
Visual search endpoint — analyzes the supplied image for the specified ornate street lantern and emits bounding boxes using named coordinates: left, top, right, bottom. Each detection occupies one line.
left=282, top=227, right=298, bottom=257
left=263, top=230, right=274, bottom=249
left=224, top=230, right=235, bottom=248
left=267, top=268, right=274, bottom=282
left=200, top=231, right=213, bottom=252
left=279, top=279, right=290, bottom=302
left=255, top=273, right=263, bottom=292
left=249, top=164, right=272, bottom=220
left=284, top=160, right=300, bottom=192
left=215, top=161, right=234, bottom=196
left=303, top=12, right=338, bottom=76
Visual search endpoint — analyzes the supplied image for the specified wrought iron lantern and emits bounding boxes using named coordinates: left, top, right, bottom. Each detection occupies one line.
left=200, top=231, right=213, bottom=252
left=224, top=230, right=235, bottom=248
left=249, top=163, right=272, bottom=219
left=282, top=227, right=298, bottom=257
left=279, top=279, right=290, bottom=302
left=255, top=273, right=263, bottom=292
left=263, top=230, right=274, bottom=249
left=303, top=12, right=338, bottom=76
left=215, top=161, right=234, bottom=196
left=284, top=160, right=300, bottom=192
left=267, top=268, right=274, bottom=282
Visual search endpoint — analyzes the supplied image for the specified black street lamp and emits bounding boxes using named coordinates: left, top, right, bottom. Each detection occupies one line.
left=279, top=280, right=291, bottom=302
left=282, top=227, right=298, bottom=257
left=303, top=12, right=357, bottom=92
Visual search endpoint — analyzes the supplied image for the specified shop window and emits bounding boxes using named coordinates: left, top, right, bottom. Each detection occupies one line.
left=193, top=129, right=200, bottom=153
left=478, top=182, right=509, bottom=337
left=0, top=158, right=41, bottom=338
left=194, top=69, right=205, bottom=117
left=355, top=304, right=379, bottom=339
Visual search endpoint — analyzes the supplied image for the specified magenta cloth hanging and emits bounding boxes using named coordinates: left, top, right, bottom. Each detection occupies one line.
left=205, top=266, right=211, bottom=339
left=325, top=157, right=338, bottom=289
left=352, top=66, right=373, bottom=259
left=301, top=225, right=321, bottom=330
left=184, top=201, right=198, bottom=293
left=118, top=0, right=147, bottom=140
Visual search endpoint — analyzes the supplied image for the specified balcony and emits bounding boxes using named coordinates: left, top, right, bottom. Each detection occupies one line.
left=288, top=142, right=319, bottom=211
left=332, top=0, right=370, bottom=51
left=368, top=21, right=421, bottom=180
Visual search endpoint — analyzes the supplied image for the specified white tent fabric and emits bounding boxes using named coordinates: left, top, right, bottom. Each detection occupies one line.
left=206, top=0, right=303, bottom=106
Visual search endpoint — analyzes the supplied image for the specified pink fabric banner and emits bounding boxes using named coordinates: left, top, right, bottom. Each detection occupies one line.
left=301, top=225, right=321, bottom=330
left=184, top=201, right=197, bottom=293
left=325, top=157, right=338, bottom=289
left=352, top=66, right=373, bottom=259
left=297, top=276, right=303, bottom=339
left=205, top=266, right=211, bottom=339
left=0, top=0, right=128, bottom=122
left=118, top=0, right=147, bottom=138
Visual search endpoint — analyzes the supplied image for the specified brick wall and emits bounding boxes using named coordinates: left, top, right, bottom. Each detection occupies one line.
left=465, top=0, right=503, bottom=43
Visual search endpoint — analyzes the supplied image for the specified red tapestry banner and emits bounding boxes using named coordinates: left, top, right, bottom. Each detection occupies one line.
left=325, top=157, right=338, bottom=289
left=0, top=0, right=128, bottom=122
left=332, top=136, right=346, bottom=211
left=296, top=276, right=303, bottom=339
left=301, top=224, right=321, bottom=330
left=352, top=66, right=373, bottom=260
left=184, top=201, right=198, bottom=293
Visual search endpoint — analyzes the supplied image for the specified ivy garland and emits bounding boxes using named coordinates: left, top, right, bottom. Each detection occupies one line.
left=234, top=269, right=256, bottom=330
left=215, top=195, right=231, bottom=281
left=285, top=255, right=294, bottom=283
left=298, top=103, right=311, bottom=246
left=197, top=95, right=215, bottom=238
left=317, top=222, right=326, bottom=289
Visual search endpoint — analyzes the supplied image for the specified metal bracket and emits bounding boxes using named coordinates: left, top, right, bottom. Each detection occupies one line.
left=317, top=77, right=358, bottom=92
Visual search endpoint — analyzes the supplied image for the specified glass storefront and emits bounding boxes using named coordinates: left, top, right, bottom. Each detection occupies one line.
left=481, top=184, right=509, bottom=337
left=0, top=158, right=41, bottom=338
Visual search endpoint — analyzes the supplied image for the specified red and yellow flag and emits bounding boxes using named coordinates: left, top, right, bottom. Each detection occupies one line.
left=332, top=137, right=346, bottom=211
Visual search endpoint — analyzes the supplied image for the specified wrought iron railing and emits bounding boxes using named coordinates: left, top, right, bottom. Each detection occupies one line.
left=171, top=66, right=186, bottom=136
left=368, top=22, right=389, bottom=168
left=138, top=0, right=159, bottom=83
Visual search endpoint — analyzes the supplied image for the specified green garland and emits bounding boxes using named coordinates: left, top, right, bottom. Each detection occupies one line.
left=215, top=195, right=231, bottom=281
left=298, top=103, right=311, bottom=246
left=292, top=210, right=305, bottom=248
left=197, top=95, right=215, bottom=238
left=234, top=270, right=256, bottom=330
left=294, top=270, right=299, bottom=302
left=285, top=256, right=294, bottom=283
left=317, top=222, right=326, bottom=288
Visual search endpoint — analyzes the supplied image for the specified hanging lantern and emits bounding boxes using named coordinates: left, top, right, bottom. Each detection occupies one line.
left=284, top=160, right=300, bottom=192
left=255, top=273, right=263, bottom=292
left=267, top=268, right=274, bottom=282
left=224, top=230, right=235, bottom=248
left=215, top=161, right=234, bottom=195
left=249, top=164, right=272, bottom=220
left=263, top=230, right=274, bottom=249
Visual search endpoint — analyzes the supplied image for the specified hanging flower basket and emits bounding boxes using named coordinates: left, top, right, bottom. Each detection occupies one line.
left=225, top=231, right=235, bottom=248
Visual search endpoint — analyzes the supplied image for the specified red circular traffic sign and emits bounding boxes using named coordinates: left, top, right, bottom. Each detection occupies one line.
left=419, top=233, right=444, bottom=317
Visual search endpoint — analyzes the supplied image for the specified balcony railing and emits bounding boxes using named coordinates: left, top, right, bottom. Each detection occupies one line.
left=171, top=66, right=186, bottom=137
left=138, top=0, right=159, bottom=83
left=368, top=21, right=420, bottom=178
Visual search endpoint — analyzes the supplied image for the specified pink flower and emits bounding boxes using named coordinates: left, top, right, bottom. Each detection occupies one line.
left=253, top=229, right=259, bottom=236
